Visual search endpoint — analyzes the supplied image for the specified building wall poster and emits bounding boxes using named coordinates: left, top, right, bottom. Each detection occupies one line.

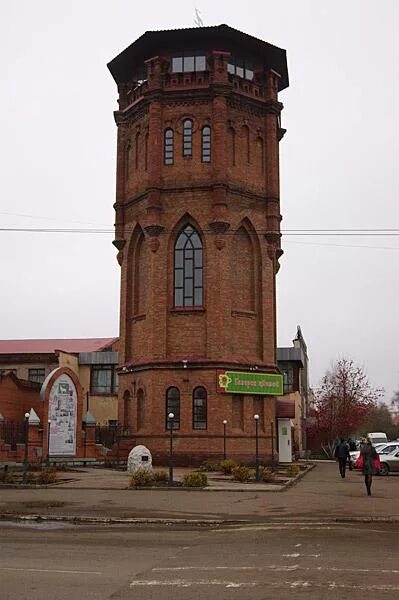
left=48, top=373, right=77, bottom=456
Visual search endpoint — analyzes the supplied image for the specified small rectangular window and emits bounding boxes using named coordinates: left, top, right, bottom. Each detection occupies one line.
left=184, top=55, right=195, bottom=72
left=28, top=368, right=45, bottom=384
left=195, top=55, right=206, bottom=71
left=172, top=56, right=183, bottom=72
left=91, top=365, right=118, bottom=394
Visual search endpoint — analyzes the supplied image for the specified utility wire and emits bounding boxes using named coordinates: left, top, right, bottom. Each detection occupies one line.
left=1, top=227, right=399, bottom=236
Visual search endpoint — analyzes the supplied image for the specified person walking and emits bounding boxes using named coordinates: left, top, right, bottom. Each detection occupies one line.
left=360, top=437, right=378, bottom=496
left=334, top=438, right=350, bottom=478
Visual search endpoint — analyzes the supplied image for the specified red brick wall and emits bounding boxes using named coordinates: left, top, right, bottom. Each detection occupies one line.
left=113, top=42, right=285, bottom=462
left=0, top=374, right=42, bottom=422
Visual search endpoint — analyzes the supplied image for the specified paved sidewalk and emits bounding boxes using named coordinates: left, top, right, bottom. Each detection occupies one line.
left=1, top=462, right=398, bottom=523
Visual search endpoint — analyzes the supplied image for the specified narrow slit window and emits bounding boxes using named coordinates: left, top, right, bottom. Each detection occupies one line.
left=164, top=128, right=174, bottom=165
left=201, top=126, right=211, bottom=163
left=183, top=119, right=193, bottom=157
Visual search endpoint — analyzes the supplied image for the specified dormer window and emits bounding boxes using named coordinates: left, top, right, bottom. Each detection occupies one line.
left=228, top=57, right=254, bottom=81
left=172, top=52, right=206, bottom=73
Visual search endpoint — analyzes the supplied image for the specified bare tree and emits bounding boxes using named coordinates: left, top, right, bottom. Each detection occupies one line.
left=308, top=358, right=383, bottom=457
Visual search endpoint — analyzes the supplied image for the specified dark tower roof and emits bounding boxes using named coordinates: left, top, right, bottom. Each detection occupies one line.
left=107, top=24, right=288, bottom=91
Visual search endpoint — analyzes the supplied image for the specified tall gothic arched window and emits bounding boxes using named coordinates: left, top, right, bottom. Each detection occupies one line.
left=174, top=225, right=203, bottom=307
left=201, top=126, right=211, bottom=163
left=183, top=119, right=193, bottom=157
left=164, top=128, right=174, bottom=165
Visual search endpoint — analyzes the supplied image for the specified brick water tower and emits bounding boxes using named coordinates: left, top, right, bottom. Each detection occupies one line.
left=108, top=25, right=289, bottom=464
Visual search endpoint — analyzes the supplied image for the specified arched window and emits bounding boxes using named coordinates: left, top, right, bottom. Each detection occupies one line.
left=243, top=125, right=250, bottom=163
left=123, top=390, right=131, bottom=431
left=135, top=131, right=141, bottom=169
left=183, top=119, right=193, bottom=157
left=201, top=126, right=211, bottom=163
left=137, top=388, right=145, bottom=430
left=256, top=137, right=264, bottom=173
left=144, top=132, right=149, bottom=171
left=193, top=387, right=207, bottom=430
left=164, top=128, right=174, bottom=165
left=125, top=143, right=131, bottom=179
left=174, top=225, right=203, bottom=307
left=228, top=127, right=236, bottom=166
left=166, top=387, right=180, bottom=430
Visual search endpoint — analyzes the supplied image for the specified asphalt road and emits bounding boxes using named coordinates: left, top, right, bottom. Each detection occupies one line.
left=1, top=520, right=399, bottom=599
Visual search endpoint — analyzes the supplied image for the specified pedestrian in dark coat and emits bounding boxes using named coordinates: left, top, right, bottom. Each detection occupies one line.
left=360, top=438, right=378, bottom=496
left=334, top=438, right=350, bottom=478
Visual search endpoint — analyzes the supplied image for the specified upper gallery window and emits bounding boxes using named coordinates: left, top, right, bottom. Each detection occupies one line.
left=91, top=365, right=119, bottom=394
left=183, top=119, right=193, bottom=157
left=227, top=57, right=254, bottom=80
left=172, top=52, right=206, bottom=73
left=164, top=128, right=174, bottom=165
left=28, top=368, right=45, bottom=384
left=174, top=225, right=203, bottom=308
left=201, top=126, right=211, bottom=163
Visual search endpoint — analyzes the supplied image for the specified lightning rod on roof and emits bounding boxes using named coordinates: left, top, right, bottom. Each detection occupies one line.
left=194, top=7, right=204, bottom=27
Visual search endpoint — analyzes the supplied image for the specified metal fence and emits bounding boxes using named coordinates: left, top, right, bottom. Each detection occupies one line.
left=95, top=424, right=121, bottom=449
left=0, top=421, right=26, bottom=450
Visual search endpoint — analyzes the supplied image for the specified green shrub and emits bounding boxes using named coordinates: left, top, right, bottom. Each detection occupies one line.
left=37, top=468, right=58, bottom=485
left=25, top=471, right=37, bottom=484
left=261, top=467, right=276, bottom=483
left=0, top=470, right=16, bottom=484
left=286, top=465, right=301, bottom=478
left=231, top=465, right=253, bottom=483
left=199, top=460, right=220, bottom=472
left=129, top=468, right=153, bottom=487
left=181, top=472, right=208, bottom=487
left=220, top=459, right=238, bottom=475
left=153, top=470, right=168, bottom=483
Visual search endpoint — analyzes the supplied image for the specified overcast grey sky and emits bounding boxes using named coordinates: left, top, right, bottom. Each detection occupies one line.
left=1, top=1, right=398, bottom=401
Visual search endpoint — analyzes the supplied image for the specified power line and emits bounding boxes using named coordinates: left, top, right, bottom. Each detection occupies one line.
left=2, top=227, right=399, bottom=235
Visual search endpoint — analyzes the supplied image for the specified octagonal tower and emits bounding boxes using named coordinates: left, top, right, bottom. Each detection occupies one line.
left=108, top=24, right=289, bottom=464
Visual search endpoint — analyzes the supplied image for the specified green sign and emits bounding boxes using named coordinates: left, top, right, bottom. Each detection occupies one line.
left=217, top=370, right=283, bottom=396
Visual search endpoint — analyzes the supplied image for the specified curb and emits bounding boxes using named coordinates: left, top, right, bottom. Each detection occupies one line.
left=0, top=513, right=242, bottom=526
left=1, top=513, right=399, bottom=526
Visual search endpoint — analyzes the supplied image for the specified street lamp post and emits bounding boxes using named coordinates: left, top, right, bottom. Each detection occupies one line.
left=223, top=420, right=227, bottom=460
left=22, top=412, right=30, bottom=483
left=168, top=412, right=174, bottom=486
left=254, top=414, right=260, bottom=481
left=46, top=419, right=51, bottom=467
left=271, top=421, right=275, bottom=467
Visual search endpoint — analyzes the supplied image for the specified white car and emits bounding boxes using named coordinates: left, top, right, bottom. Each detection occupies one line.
left=350, top=442, right=399, bottom=464
left=379, top=450, right=399, bottom=476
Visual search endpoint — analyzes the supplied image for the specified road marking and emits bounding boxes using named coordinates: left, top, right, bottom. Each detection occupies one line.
left=153, top=565, right=300, bottom=572
left=0, top=567, right=103, bottom=575
left=153, top=564, right=399, bottom=575
left=282, top=553, right=321, bottom=558
left=130, top=579, right=257, bottom=588
left=129, top=579, right=399, bottom=591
